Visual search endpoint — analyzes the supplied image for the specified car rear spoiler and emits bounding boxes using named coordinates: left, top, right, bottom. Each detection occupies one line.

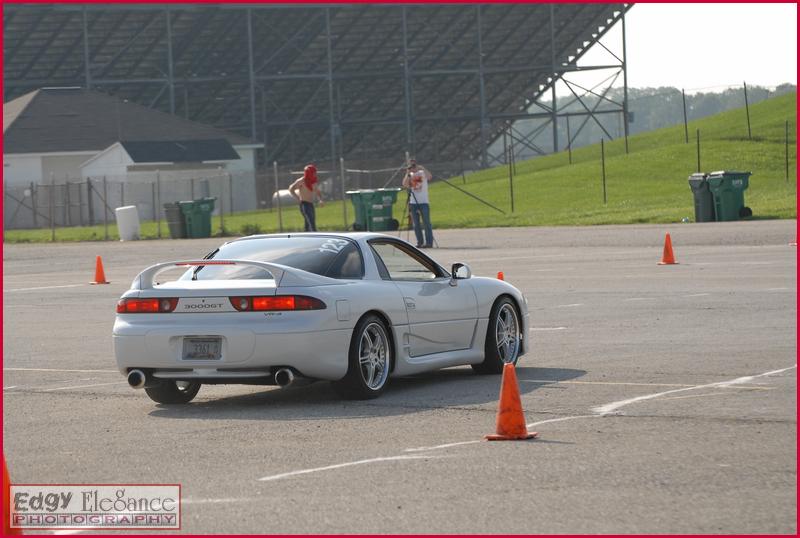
left=130, top=259, right=341, bottom=291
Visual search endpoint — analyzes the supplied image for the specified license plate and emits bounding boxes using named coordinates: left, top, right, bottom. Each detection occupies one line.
left=182, top=337, right=222, bottom=360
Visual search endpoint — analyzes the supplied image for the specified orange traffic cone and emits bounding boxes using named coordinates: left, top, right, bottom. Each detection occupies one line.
left=91, top=255, right=109, bottom=284
left=658, top=233, right=678, bottom=265
left=497, top=271, right=504, bottom=281
left=485, top=363, right=538, bottom=441
left=3, top=456, right=22, bottom=535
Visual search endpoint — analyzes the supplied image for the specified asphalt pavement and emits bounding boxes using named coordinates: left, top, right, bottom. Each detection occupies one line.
left=3, top=219, right=796, bottom=533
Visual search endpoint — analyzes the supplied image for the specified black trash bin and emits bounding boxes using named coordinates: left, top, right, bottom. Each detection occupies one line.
left=688, top=173, right=715, bottom=223
left=163, top=202, right=187, bottom=239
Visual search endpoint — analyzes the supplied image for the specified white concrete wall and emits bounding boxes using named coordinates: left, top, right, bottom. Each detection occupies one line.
left=2, top=154, right=42, bottom=187
left=80, top=144, right=131, bottom=178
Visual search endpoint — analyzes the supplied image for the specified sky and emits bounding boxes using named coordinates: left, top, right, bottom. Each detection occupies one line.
left=579, top=3, right=797, bottom=93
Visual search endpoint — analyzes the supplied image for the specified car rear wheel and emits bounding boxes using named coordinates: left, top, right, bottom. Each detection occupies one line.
left=333, top=314, right=392, bottom=399
left=472, top=297, right=521, bottom=374
left=144, top=380, right=201, bottom=404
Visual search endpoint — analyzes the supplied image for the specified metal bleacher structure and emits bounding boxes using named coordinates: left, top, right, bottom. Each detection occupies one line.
left=4, top=3, right=631, bottom=176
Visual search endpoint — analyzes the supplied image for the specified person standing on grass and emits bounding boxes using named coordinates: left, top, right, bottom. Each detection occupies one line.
left=402, top=159, right=434, bottom=248
left=289, top=163, right=324, bottom=231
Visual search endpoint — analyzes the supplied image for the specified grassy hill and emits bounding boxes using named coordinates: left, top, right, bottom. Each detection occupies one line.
left=5, top=93, right=796, bottom=242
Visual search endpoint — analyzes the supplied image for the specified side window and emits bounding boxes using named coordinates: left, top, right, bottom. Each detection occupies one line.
left=370, top=242, right=438, bottom=281
left=325, top=242, right=364, bottom=279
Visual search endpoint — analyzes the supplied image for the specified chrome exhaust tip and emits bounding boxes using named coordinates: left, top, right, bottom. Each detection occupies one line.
left=127, top=369, right=147, bottom=389
left=274, top=368, right=294, bottom=387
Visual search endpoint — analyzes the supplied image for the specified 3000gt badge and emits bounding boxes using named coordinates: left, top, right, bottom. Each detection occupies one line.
left=178, top=298, right=235, bottom=313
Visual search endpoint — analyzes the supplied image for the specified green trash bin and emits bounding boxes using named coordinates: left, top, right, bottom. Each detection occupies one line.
left=707, top=171, right=752, bottom=221
left=178, top=197, right=216, bottom=238
left=163, top=202, right=187, bottom=238
left=688, top=173, right=715, bottom=223
left=346, top=188, right=401, bottom=231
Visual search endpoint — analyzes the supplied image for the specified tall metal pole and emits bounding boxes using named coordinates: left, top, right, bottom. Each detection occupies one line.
left=82, top=7, right=91, bottom=89
left=274, top=161, right=283, bottom=233
left=550, top=5, right=558, bottom=153
left=103, top=176, right=109, bottom=240
left=156, top=170, right=162, bottom=239
left=246, top=9, right=257, bottom=140
left=743, top=81, right=752, bottom=140
left=50, top=174, right=55, bottom=241
left=621, top=7, right=630, bottom=154
left=682, top=88, right=689, bottom=144
left=166, top=9, right=175, bottom=114
left=401, top=7, right=414, bottom=154
left=476, top=5, right=488, bottom=168
left=325, top=8, right=338, bottom=194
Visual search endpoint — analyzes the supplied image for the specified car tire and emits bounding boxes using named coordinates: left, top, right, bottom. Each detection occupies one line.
left=144, top=380, right=201, bottom=404
left=332, top=314, right=392, bottom=400
left=472, top=297, right=522, bottom=375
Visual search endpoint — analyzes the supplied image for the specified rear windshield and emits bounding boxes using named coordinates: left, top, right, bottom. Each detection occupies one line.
left=184, top=236, right=363, bottom=280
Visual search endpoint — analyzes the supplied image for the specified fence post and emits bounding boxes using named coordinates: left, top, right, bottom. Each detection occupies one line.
left=50, top=173, right=56, bottom=241
left=30, top=181, right=38, bottom=228
left=601, top=138, right=607, bottom=205
left=507, top=134, right=514, bottom=213
left=228, top=172, right=234, bottom=217
left=696, top=129, right=701, bottom=173
left=274, top=161, right=283, bottom=233
left=682, top=88, right=689, bottom=144
left=340, top=156, right=347, bottom=229
left=786, top=120, right=790, bottom=183
left=566, top=116, right=573, bottom=164
left=743, top=81, right=752, bottom=140
left=151, top=182, right=157, bottom=224
left=86, top=177, right=94, bottom=225
left=190, top=177, right=195, bottom=200
left=217, top=167, right=225, bottom=235
left=64, top=180, right=71, bottom=226
left=156, top=170, right=162, bottom=239
left=103, top=176, right=109, bottom=240
left=78, top=181, right=84, bottom=226
left=120, top=182, right=125, bottom=208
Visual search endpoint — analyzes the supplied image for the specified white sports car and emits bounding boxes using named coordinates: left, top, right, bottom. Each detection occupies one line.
left=113, top=233, right=529, bottom=404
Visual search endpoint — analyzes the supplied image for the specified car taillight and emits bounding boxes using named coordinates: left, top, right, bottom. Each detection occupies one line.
left=117, top=298, right=178, bottom=313
left=229, top=295, right=326, bottom=312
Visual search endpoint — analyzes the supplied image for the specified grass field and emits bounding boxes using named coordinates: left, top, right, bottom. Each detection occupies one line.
left=5, top=93, right=796, bottom=243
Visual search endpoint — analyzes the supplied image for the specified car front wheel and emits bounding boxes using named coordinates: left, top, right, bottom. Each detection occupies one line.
left=145, top=380, right=201, bottom=404
left=333, top=314, right=392, bottom=399
left=472, top=297, right=521, bottom=374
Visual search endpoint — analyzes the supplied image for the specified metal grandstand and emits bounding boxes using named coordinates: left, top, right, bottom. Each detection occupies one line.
left=4, top=3, right=631, bottom=172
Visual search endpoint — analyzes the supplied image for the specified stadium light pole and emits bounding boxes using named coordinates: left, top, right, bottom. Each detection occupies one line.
left=246, top=8, right=257, bottom=140
left=476, top=5, right=488, bottom=168
left=166, top=8, right=175, bottom=115
left=621, top=6, right=629, bottom=154
left=82, top=6, right=91, bottom=90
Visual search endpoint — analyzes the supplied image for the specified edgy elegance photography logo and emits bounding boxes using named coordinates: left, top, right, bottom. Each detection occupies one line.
left=10, top=484, right=181, bottom=530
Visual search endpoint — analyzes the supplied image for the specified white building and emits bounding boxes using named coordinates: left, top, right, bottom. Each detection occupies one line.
left=3, top=87, right=261, bottom=229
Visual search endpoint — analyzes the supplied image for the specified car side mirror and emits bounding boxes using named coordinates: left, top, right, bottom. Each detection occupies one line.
left=450, top=263, right=472, bottom=286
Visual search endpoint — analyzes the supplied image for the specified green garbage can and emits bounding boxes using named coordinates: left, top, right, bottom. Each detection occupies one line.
left=178, top=197, right=216, bottom=238
left=347, top=188, right=401, bottom=231
left=688, top=173, right=715, bottom=223
left=707, top=171, right=752, bottom=221
left=163, top=202, right=187, bottom=239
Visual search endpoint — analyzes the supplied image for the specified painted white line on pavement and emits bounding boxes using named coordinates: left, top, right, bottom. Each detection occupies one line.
left=4, top=284, right=86, bottom=292
left=520, top=379, right=771, bottom=390
left=43, top=381, right=126, bottom=392
left=527, top=415, right=596, bottom=429
left=4, top=368, right=118, bottom=373
left=555, top=303, right=583, bottom=308
left=624, top=298, right=650, bottom=302
left=593, top=365, right=796, bottom=416
left=258, top=455, right=446, bottom=482
left=529, top=327, right=567, bottom=331
left=659, top=392, right=729, bottom=401
left=405, top=440, right=481, bottom=453
left=3, top=386, right=18, bottom=390
left=684, top=293, right=711, bottom=297
left=767, top=287, right=791, bottom=291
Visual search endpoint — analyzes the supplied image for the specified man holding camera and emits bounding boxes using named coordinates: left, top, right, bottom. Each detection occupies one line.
left=402, top=159, right=434, bottom=248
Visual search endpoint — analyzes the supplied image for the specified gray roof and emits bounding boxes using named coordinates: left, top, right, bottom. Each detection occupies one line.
left=3, top=87, right=254, bottom=154
left=120, top=139, right=240, bottom=163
